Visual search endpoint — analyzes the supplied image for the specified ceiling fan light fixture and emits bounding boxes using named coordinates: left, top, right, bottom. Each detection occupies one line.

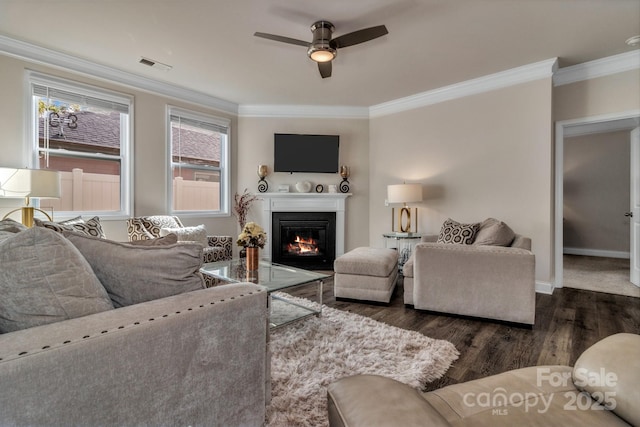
left=308, top=45, right=336, bottom=62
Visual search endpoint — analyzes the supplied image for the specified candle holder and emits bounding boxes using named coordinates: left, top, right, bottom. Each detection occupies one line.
left=339, top=165, right=350, bottom=193
left=257, top=165, right=268, bottom=193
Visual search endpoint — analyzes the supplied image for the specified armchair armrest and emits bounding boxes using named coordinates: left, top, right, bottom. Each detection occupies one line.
left=0, top=283, right=268, bottom=427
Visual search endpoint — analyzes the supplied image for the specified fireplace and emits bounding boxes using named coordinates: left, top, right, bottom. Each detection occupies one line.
left=272, top=212, right=336, bottom=269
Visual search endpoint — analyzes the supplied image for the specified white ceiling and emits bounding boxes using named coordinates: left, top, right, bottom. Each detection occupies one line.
left=0, top=0, right=638, bottom=108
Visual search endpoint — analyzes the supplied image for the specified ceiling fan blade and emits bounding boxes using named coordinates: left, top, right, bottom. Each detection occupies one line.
left=332, top=25, right=388, bottom=49
left=318, top=62, right=332, bottom=78
left=254, top=32, right=310, bottom=47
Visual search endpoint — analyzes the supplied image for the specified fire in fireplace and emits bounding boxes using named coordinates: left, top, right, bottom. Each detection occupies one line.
left=272, top=212, right=336, bottom=269
left=287, top=235, right=320, bottom=255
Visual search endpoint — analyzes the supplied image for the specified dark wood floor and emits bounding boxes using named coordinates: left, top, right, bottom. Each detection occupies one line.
left=288, top=275, right=640, bottom=391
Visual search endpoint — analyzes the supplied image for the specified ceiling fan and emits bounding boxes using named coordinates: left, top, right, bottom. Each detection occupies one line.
left=254, top=21, right=388, bottom=78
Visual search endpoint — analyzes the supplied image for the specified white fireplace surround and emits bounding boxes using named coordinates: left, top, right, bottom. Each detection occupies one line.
left=258, top=193, right=351, bottom=262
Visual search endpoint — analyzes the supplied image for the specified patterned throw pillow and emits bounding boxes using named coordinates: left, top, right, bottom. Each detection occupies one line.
left=34, top=216, right=106, bottom=238
left=437, top=218, right=479, bottom=245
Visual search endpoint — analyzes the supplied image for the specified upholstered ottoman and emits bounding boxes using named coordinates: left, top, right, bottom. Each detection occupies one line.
left=333, top=247, right=399, bottom=303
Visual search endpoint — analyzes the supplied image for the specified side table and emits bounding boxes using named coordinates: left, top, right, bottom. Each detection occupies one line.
left=383, top=232, right=423, bottom=270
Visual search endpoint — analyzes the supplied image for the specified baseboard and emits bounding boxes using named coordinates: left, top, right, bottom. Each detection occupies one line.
left=535, top=281, right=554, bottom=295
left=563, top=247, right=630, bottom=259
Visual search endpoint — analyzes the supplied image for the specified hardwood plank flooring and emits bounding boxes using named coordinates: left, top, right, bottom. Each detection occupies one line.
left=287, top=274, right=640, bottom=391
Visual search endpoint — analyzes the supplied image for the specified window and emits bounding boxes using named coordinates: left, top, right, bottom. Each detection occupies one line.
left=167, top=106, right=229, bottom=215
left=28, top=71, right=132, bottom=218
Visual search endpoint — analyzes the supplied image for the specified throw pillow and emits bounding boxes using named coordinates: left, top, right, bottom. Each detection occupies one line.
left=160, top=224, right=208, bottom=247
left=473, top=218, right=516, bottom=247
left=0, top=218, right=27, bottom=233
left=34, top=216, right=106, bottom=238
left=63, top=231, right=206, bottom=308
left=0, top=219, right=27, bottom=242
left=127, top=233, right=178, bottom=246
left=0, top=227, right=113, bottom=333
left=437, top=218, right=479, bottom=245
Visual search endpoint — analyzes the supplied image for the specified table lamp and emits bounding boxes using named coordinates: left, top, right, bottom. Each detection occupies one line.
left=387, top=183, right=422, bottom=233
left=0, top=167, right=61, bottom=227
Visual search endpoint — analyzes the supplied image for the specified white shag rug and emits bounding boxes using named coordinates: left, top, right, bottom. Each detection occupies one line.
left=267, top=293, right=459, bottom=427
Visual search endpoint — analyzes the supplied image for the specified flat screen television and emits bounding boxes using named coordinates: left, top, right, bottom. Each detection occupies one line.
left=274, top=133, right=340, bottom=173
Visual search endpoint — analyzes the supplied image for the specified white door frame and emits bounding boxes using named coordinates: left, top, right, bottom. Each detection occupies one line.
left=554, top=110, right=640, bottom=288
left=631, top=127, right=640, bottom=286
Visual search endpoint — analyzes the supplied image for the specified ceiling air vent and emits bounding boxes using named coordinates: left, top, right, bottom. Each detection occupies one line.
left=138, top=57, right=172, bottom=71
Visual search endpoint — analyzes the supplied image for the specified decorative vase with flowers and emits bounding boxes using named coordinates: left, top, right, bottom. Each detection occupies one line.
left=237, top=222, right=267, bottom=271
left=233, top=189, right=259, bottom=258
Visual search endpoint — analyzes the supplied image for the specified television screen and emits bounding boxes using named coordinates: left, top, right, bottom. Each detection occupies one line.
left=274, top=134, right=340, bottom=173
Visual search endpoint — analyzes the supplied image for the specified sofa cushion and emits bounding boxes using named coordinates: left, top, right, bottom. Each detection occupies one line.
left=436, top=219, right=479, bottom=245
left=160, top=224, right=208, bottom=247
left=63, top=231, right=205, bottom=308
left=35, top=216, right=106, bottom=238
left=334, top=247, right=398, bottom=277
left=0, top=227, right=113, bottom=333
left=473, top=218, right=516, bottom=247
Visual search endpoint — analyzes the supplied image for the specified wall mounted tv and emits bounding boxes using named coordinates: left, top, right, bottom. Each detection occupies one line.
left=274, top=133, right=340, bottom=173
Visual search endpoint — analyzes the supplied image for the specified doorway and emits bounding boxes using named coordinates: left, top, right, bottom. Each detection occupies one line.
left=555, top=110, right=640, bottom=295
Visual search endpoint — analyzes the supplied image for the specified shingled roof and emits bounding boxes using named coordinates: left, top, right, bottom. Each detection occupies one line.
left=38, top=110, right=221, bottom=163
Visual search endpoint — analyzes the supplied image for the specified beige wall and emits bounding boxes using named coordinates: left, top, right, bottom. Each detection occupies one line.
left=236, top=116, right=370, bottom=252
left=0, top=54, right=238, bottom=241
left=563, top=130, right=630, bottom=253
left=369, top=79, right=554, bottom=282
left=554, top=69, right=640, bottom=121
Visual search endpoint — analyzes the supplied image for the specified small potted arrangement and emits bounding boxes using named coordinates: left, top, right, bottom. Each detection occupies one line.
left=237, top=222, right=267, bottom=271
left=233, top=189, right=259, bottom=258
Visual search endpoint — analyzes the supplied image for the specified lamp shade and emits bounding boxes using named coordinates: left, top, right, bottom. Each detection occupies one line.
left=387, top=183, right=422, bottom=204
left=0, top=168, right=61, bottom=199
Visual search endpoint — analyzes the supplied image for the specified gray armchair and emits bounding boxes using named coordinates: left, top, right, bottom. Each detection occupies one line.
left=403, top=233, right=535, bottom=325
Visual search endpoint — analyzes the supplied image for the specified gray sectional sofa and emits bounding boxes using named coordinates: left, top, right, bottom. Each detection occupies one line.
left=0, top=222, right=269, bottom=426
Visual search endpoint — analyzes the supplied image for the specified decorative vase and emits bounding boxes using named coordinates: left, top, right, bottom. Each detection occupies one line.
left=246, top=247, right=259, bottom=271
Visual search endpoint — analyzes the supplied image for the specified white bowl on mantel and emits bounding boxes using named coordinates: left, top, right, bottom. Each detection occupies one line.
left=295, top=181, right=312, bottom=193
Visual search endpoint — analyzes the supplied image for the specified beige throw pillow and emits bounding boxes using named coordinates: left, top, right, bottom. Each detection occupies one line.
left=63, top=231, right=205, bottom=308
left=160, top=224, right=208, bottom=247
left=473, top=218, right=516, bottom=247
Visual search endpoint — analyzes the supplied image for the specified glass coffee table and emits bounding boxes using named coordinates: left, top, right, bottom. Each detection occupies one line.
left=200, top=259, right=330, bottom=329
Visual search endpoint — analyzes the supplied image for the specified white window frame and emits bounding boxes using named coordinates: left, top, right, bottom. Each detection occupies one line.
left=26, top=71, right=133, bottom=219
left=166, top=106, right=230, bottom=217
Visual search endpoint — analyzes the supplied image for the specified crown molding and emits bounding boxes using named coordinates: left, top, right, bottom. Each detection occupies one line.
left=0, top=34, right=238, bottom=115
left=553, top=50, right=640, bottom=87
left=369, top=58, right=558, bottom=118
left=238, top=104, right=369, bottom=119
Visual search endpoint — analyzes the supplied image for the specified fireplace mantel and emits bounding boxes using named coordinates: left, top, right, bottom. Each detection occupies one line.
left=258, top=193, right=351, bottom=262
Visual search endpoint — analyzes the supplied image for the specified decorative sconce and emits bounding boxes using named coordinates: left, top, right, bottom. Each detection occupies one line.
left=387, top=182, right=422, bottom=234
left=0, top=167, right=62, bottom=227
left=339, top=165, right=350, bottom=193
left=257, top=164, right=269, bottom=193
